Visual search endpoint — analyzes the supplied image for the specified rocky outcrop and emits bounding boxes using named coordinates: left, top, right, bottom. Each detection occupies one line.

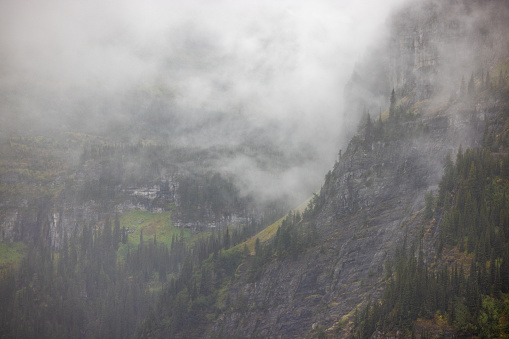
left=344, top=0, right=509, bottom=133
left=387, top=0, right=509, bottom=99
left=209, top=0, right=509, bottom=337
left=0, top=162, right=173, bottom=249
left=0, top=156, right=251, bottom=249
left=211, top=101, right=484, bottom=337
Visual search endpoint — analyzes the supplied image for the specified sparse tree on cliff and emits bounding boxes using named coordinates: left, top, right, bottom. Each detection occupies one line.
left=389, top=89, right=396, bottom=120
left=468, top=73, right=475, bottom=96
left=460, top=76, right=466, bottom=97
left=365, top=112, right=372, bottom=149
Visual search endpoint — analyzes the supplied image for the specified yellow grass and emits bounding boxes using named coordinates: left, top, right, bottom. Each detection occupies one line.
left=234, top=197, right=312, bottom=255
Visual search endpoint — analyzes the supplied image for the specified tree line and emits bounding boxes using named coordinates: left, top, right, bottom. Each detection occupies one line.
left=353, top=146, right=509, bottom=338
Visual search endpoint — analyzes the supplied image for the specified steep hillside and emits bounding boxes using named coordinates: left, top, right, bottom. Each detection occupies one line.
left=206, top=95, right=490, bottom=338
left=344, top=0, right=509, bottom=134
left=138, top=0, right=509, bottom=338
left=2, top=0, right=509, bottom=338
left=0, top=136, right=291, bottom=338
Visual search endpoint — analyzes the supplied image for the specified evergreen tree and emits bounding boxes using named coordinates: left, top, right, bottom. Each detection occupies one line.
left=468, top=73, right=475, bottom=96
left=423, top=191, right=434, bottom=220
left=365, top=112, right=373, bottom=149
left=113, top=213, right=121, bottom=250
left=389, top=89, right=396, bottom=120
left=103, top=217, right=112, bottom=251
left=223, top=227, right=231, bottom=250
left=460, top=76, right=466, bottom=97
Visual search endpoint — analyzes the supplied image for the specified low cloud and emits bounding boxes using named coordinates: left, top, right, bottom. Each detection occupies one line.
left=0, top=0, right=409, bottom=203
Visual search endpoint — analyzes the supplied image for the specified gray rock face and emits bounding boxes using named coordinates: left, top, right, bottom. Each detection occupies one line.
left=0, top=157, right=171, bottom=249
left=0, top=210, right=19, bottom=242
left=343, top=0, right=509, bottom=133
left=210, top=0, right=509, bottom=336
left=388, top=0, right=509, bottom=98
left=0, top=155, right=248, bottom=249
left=212, top=105, right=482, bottom=338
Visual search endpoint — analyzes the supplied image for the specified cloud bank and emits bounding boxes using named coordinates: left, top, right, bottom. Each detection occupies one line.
left=0, top=0, right=409, bottom=203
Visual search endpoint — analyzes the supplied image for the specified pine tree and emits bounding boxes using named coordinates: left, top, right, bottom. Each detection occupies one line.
left=103, top=217, right=113, bottom=251
left=255, top=237, right=261, bottom=257
left=460, top=76, right=466, bottom=97
left=389, top=89, right=396, bottom=120
left=199, top=266, right=211, bottom=296
left=223, top=227, right=231, bottom=250
left=365, top=112, right=372, bottom=149
left=424, top=191, right=434, bottom=220
left=468, top=73, right=475, bottom=97
left=113, top=213, right=121, bottom=250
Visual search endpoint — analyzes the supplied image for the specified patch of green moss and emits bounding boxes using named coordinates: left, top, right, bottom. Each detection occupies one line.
left=116, top=210, right=190, bottom=259
left=0, top=241, right=26, bottom=275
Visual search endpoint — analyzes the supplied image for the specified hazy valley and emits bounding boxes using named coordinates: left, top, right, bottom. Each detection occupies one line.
left=1, top=0, right=509, bottom=338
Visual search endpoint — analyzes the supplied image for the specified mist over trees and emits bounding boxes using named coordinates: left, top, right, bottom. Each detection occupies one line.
left=0, top=0, right=409, bottom=204
left=2, top=0, right=509, bottom=338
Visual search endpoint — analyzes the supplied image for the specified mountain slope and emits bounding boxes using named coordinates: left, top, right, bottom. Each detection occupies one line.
left=138, top=0, right=509, bottom=338
left=2, top=0, right=509, bottom=338
left=208, top=99, right=485, bottom=338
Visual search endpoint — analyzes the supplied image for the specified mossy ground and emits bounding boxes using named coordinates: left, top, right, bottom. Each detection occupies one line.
left=0, top=241, right=26, bottom=276
left=116, top=210, right=191, bottom=259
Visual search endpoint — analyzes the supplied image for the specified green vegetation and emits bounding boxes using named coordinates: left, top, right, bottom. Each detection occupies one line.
left=0, top=207, right=225, bottom=338
left=239, top=197, right=310, bottom=254
left=246, top=211, right=318, bottom=282
left=137, top=225, right=257, bottom=337
left=2, top=20, right=508, bottom=339
left=241, top=215, right=284, bottom=254
left=351, top=61, right=509, bottom=338
left=0, top=128, right=293, bottom=338
left=0, top=223, right=153, bottom=338
left=345, top=89, right=426, bottom=160
left=353, top=146, right=509, bottom=338
left=116, top=210, right=190, bottom=258
left=0, top=136, right=71, bottom=205
left=0, top=241, right=26, bottom=275
left=0, top=202, right=271, bottom=338
left=135, top=202, right=318, bottom=337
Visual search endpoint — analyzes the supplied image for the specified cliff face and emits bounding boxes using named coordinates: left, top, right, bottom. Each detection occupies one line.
left=212, top=102, right=486, bottom=338
left=344, top=0, right=509, bottom=132
left=0, top=147, right=264, bottom=249
left=209, top=1, right=509, bottom=337
left=388, top=0, right=509, bottom=97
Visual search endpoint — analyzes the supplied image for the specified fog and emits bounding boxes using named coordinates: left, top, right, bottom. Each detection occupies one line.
left=0, top=0, right=409, bottom=204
